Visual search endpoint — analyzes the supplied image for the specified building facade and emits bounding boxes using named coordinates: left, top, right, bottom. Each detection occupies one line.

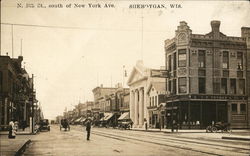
left=165, top=21, right=250, bottom=129
left=0, top=55, right=37, bottom=130
left=127, top=61, right=165, bottom=128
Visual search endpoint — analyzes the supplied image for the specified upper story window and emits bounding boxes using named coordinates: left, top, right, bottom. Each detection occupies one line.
left=0, top=71, right=2, bottom=92
left=199, top=78, right=206, bottom=94
left=230, top=79, right=236, bottom=94
left=198, top=50, right=206, bottom=68
left=168, top=55, right=172, bottom=72
left=213, top=78, right=220, bottom=94
left=239, top=79, right=245, bottom=95
left=221, top=78, right=227, bottom=94
left=178, top=49, right=187, bottom=67
left=178, top=77, right=187, bottom=93
left=173, top=79, right=177, bottom=94
left=173, top=53, right=177, bottom=70
left=237, top=52, right=243, bottom=70
left=222, top=51, right=229, bottom=69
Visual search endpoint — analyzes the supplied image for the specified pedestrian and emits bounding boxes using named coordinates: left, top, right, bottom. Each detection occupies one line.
left=22, top=120, right=26, bottom=131
left=86, top=120, right=91, bottom=140
left=8, top=119, right=16, bottom=139
left=145, top=121, right=148, bottom=131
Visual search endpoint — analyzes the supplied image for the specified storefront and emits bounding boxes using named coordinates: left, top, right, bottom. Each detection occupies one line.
left=165, top=95, right=248, bottom=129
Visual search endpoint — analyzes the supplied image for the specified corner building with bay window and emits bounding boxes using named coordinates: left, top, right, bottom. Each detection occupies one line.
left=165, top=21, right=250, bottom=129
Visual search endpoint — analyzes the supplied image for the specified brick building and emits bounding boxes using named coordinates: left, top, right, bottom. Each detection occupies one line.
left=0, top=55, right=37, bottom=130
left=165, top=21, right=250, bottom=129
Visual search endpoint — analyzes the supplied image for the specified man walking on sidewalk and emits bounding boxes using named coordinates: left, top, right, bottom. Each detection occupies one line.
left=85, top=120, right=91, bottom=141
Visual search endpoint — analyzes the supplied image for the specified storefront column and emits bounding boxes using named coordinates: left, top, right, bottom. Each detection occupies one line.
left=129, top=90, right=135, bottom=123
left=215, top=101, right=218, bottom=122
left=134, top=89, right=139, bottom=126
left=139, top=88, right=144, bottom=127
left=188, top=100, right=190, bottom=129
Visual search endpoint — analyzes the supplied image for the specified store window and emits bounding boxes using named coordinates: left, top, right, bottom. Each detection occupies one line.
left=222, top=51, right=229, bottom=69
left=240, top=104, right=246, bottom=112
left=178, top=49, right=187, bottom=67
left=198, top=50, right=206, bottom=68
left=178, top=77, right=187, bottom=93
left=231, top=104, right=237, bottom=112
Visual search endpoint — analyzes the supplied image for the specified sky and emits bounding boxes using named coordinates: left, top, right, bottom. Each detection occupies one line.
left=1, top=0, right=250, bottom=119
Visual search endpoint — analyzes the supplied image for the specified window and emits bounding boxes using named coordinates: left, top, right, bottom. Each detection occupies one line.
left=155, top=96, right=157, bottom=106
left=230, top=79, right=236, bottom=94
left=199, top=78, right=206, bottom=94
left=178, top=77, right=187, bottom=93
left=237, top=52, right=243, bottom=70
left=223, top=70, right=229, bottom=77
left=198, top=50, right=206, bottom=68
left=168, top=55, right=172, bottom=71
left=240, top=104, right=246, bottom=112
left=222, top=51, right=229, bottom=69
left=213, top=78, right=220, bottom=94
left=0, top=72, right=2, bottom=92
left=173, top=79, right=177, bottom=94
left=198, top=69, right=206, bottom=76
left=168, top=80, right=172, bottom=93
left=152, top=96, right=154, bottom=106
left=149, top=97, right=151, bottom=106
left=237, top=71, right=243, bottom=78
left=239, top=79, right=245, bottom=94
left=231, top=104, right=237, bottom=112
left=221, top=78, right=227, bottom=94
left=173, top=53, right=177, bottom=70
left=178, top=49, right=187, bottom=67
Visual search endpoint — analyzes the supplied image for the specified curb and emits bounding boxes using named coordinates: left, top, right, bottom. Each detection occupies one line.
left=15, top=139, right=31, bottom=156
left=222, top=136, right=250, bottom=141
left=130, top=129, right=163, bottom=133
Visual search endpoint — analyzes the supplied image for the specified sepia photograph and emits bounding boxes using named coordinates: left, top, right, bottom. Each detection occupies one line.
left=0, top=0, right=250, bottom=155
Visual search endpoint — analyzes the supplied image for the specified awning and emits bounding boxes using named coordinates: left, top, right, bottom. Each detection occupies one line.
left=101, top=113, right=114, bottom=121
left=80, top=117, right=86, bottom=122
left=118, top=112, right=129, bottom=120
left=74, top=117, right=82, bottom=122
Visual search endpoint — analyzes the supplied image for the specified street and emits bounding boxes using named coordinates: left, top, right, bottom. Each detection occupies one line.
left=21, top=125, right=250, bottom=156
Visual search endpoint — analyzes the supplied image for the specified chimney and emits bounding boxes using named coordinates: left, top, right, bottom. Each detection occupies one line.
left=211, top=20, right=220, bottom=38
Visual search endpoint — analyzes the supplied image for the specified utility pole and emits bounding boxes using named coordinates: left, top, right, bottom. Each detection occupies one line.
left=31, top=74, right=34, bottom=134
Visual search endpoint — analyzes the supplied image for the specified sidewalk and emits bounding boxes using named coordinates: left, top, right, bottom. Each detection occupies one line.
left=131, top=127, right=250, bottom=141
left=0, top=127, right=38, bottom=135
left=0, top=135, right=31, bottom=156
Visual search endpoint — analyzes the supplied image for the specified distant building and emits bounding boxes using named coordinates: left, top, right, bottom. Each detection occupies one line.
left=127, top=61, right=165, bottom=128
left=146, top=82, right=166, bottom=128
left=164, top=21, right=250, bottom=129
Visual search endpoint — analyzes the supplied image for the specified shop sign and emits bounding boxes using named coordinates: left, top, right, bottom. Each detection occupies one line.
left=191, top=95, right=247, bottom=100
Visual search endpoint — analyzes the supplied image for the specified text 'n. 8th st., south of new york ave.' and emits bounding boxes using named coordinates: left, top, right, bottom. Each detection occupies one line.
left=17, top=2, right=182, bottom=9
